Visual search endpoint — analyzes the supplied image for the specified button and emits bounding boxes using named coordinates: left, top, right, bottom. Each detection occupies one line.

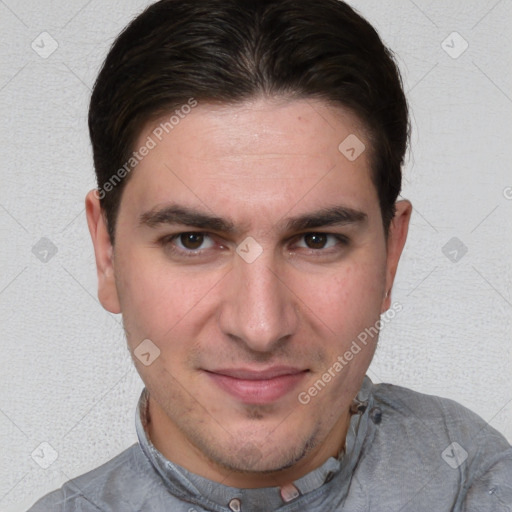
left=280, top=483, right=300, bottom=502
left=228, top=498, right=241, bottom=511
left=350, top=398, right=368, bottom=415
left=369, top=406, right=382, bottom=424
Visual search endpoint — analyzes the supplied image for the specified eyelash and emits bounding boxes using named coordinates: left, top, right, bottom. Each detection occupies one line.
left=159, top=232, right=218, bottom=258
left=158, top=232, right=350, bottom=258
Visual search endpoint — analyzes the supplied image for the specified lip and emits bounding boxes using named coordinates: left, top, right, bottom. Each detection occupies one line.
left=204, top=367, right=308, bottom=404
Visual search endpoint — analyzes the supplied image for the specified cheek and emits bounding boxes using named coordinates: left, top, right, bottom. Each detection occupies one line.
left=116, top=253, right=188, bottom=339
left=307, top=260, right=384, bottom=317
left=115, top=251, right=224, bottom=345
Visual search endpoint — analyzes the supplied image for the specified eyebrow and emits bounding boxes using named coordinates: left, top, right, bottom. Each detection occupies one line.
left=139, top=205, right=237, bottom=233
left=138, top=204, right=367, bottom=233
left=284, top=206, right=367, bottom=231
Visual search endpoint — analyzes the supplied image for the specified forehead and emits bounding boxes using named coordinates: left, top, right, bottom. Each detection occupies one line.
left=121, top=97, right=378, bottom=224
left=145, top=97, right=368, bottom=162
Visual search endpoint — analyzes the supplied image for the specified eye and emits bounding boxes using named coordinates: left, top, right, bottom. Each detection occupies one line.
left=180, top=233, right=211, bottom=250
left=164, top=232, right=215, bottom=252
left=296, top=233, right=343, bottom=250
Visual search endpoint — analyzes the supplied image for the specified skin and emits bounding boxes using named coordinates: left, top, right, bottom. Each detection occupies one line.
left=86, top=96, right=411, bottom=488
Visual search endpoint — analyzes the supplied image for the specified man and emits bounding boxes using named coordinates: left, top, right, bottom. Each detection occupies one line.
left=28, top=0, right=512, bottom=510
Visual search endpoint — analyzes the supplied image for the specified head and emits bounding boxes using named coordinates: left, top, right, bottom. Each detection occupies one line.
left=86, top=0, right=411, bottom=487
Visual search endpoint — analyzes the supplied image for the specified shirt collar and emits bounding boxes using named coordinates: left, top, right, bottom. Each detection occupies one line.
left=135, top=375, right=375, bottom=511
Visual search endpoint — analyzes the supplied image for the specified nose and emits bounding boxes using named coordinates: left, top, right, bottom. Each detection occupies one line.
left=217, top=251, right=298, bottom=353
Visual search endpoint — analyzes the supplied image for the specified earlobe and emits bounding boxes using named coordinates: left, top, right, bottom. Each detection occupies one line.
left=381, top=199, right=412, bottom=312
left=85, top=190, right=121, bottom=314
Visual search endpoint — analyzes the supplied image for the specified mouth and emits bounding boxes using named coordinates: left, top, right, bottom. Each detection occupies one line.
left=204, top=366, right=309, bottom=404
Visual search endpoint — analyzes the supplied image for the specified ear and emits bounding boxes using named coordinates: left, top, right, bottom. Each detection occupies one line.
left=85, top=190, right=121, bottom=314
left=381, top=199, right=412, bottom=312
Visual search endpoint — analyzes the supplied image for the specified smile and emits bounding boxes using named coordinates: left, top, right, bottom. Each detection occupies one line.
left=204, top=367, right=309, bottom=404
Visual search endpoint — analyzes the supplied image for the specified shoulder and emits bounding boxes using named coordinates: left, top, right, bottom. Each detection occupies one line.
left=362, top=381, right=512, bottom=509
left=26, top=444, right=157, bottom=512
left=372, top=381, right=509, bottom=447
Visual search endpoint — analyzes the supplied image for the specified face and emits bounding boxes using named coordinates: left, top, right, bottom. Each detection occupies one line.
left=86, top=97, right=410, bottom=487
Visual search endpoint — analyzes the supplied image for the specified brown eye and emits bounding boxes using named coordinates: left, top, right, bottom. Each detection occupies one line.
left=179, top=233, right=205, bottom=250
left=160, top=232, right=216, bottom=256
left=304, top=233, right=328, bottom=249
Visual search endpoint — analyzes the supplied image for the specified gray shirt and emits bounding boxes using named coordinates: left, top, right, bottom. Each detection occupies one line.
left=27, top=376, right=512, bottom=511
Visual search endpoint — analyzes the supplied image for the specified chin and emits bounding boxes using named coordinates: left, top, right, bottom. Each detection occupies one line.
left=209, top=428, right=319, bottom=475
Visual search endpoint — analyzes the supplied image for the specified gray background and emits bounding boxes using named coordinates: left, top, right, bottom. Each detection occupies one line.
left=1, top=0, right=511, bottom=510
